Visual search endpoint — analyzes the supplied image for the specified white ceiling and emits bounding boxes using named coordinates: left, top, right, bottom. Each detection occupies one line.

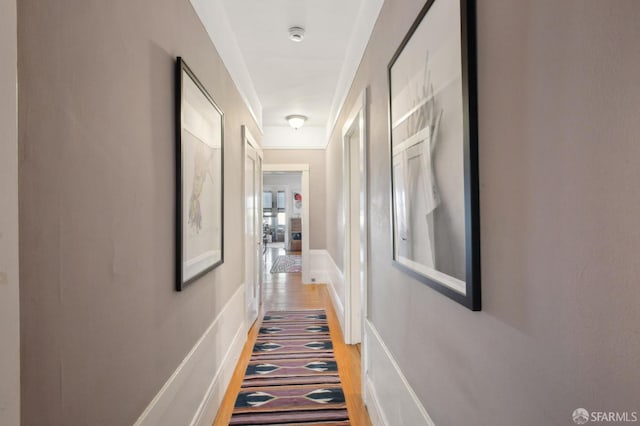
left=220, top=0, right=362, bottom=128
left=191, top=0, right=384, bottom=141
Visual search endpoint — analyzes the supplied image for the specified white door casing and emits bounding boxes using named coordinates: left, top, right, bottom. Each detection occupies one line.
left=341, top=89, right=368, bottom=348
left=262, top=164, right=310, bottom=283
left=0, top=0, right=20, bottom=424
left=243, top=126, right=262, bottom=330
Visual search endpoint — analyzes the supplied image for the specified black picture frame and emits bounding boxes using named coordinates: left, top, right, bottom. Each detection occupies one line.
left=387, top=0, right=480, bottom=310
left=176, top=57, right=224, bottom=291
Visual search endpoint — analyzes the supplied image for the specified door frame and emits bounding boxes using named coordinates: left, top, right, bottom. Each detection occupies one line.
left=242, top=125, right=263, bottom=331
left=0, top=1, right=20, bottom=424
left=342, top=89, right=368, bottom=346
left=262, top=164, right=310, bottom=283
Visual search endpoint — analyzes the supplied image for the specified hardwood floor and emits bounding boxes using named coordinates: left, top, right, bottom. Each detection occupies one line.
left=213, top=248, right=371, bottom=425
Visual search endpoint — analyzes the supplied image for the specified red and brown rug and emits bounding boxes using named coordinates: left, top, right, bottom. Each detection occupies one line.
left=230, top=309, right=350, bottom=425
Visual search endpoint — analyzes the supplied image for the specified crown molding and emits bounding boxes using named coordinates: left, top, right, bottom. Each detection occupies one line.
left=190, top=0, right=263, bottom=130
left=325, top=0, right=384, bottom=141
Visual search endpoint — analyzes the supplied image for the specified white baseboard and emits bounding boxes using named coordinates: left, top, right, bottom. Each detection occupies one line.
left=325, top=251, right=345, bottom=337
left=365, top=376, right=387, bottom=426
left=364, top=320, right=435, bottom=426
left=309, top=250, right=346, bottom=336
left=326, top=280, right=345, bottom=337
left=134, top=284, right=247, bottom=426
left=309, top=249, right=330, bottom=284
left=192, top=315, right=246, bottom=426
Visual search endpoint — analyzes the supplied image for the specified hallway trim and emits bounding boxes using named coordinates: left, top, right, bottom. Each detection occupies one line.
left=310, top=250, right=345, bottom=336
left=364, top=320, right=435, bottom=426
left=325, top=0, right=384, bottom=141
left=0, top=1, right=19, bottom=424
left=309, top=249, right=330, bottom=284
left=134, top=284, right=247, bottom=426
left=189, top=0, right=263, bottom=130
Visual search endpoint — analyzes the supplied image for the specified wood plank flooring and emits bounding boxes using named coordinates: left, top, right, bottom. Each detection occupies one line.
left=213, top=247, right=371, bottom=426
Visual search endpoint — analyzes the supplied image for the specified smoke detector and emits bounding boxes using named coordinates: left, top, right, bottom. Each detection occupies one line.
left=288, top=26, right=305, bottom=42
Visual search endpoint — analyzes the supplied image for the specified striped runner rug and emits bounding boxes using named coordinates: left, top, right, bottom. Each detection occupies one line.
left=230, top=309, right=350, bottom=425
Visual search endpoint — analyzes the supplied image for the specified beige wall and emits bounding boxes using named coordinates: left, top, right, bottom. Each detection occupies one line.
left=0, top=0, right=20, bottom=424
left=263, top=149, right=326, bottom=249
left=17, top=0, right=260, bottom=424
left=326, top=0, right=640, bottom=424
left=325, top=125, right=345, bottom=271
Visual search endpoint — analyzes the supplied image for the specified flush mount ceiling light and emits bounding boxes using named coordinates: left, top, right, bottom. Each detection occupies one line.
left=288, top=26, right=305, bottom=42
left=286, top=114, right=307, bottom=130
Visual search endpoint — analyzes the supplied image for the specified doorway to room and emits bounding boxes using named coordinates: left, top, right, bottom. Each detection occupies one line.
left=262, top=164, right=311, bottom=282
left=263, top=171, right=303, bottom=274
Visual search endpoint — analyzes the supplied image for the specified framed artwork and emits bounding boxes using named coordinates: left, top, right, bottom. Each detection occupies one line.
left=176, top=57, right=224, bottom=291
left=388, top=0, right=480, bottom=310
left=293, top=192, right=302, bottom=216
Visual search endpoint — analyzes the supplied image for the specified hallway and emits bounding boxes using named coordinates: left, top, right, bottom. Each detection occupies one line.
left=213, top=247, right=371, bottom=425
left=7, top=1, right=640, bottom=425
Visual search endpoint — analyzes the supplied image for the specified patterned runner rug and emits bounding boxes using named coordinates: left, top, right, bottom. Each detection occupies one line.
left=230, top=309, right=350, bottom=425
left=270, top=255, right=302, bottom=273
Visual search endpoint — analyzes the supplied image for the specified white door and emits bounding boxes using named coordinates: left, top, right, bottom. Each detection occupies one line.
left=245, top=136, right=262, bottom=328
left=342, top=90, right=368, bottom=345
left=344, top=128, right=362, bottom=344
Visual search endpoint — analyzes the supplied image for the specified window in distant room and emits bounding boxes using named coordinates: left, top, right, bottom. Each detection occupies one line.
left=277, top=191, right=285, bottom=210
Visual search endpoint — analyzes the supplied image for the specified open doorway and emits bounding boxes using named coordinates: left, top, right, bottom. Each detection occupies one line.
left=263, top=171, right=303, bottom=274
left=262, top=164, right=311, bottom=283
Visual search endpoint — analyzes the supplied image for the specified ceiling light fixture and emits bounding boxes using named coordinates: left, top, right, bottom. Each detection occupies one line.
left=286, top=114, right=307, bottom=130
left=288, top=26, right=305, bottom=42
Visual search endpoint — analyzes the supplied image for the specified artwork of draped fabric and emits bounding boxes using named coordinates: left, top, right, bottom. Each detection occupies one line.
left=389, top=0, right=468, bottom=295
